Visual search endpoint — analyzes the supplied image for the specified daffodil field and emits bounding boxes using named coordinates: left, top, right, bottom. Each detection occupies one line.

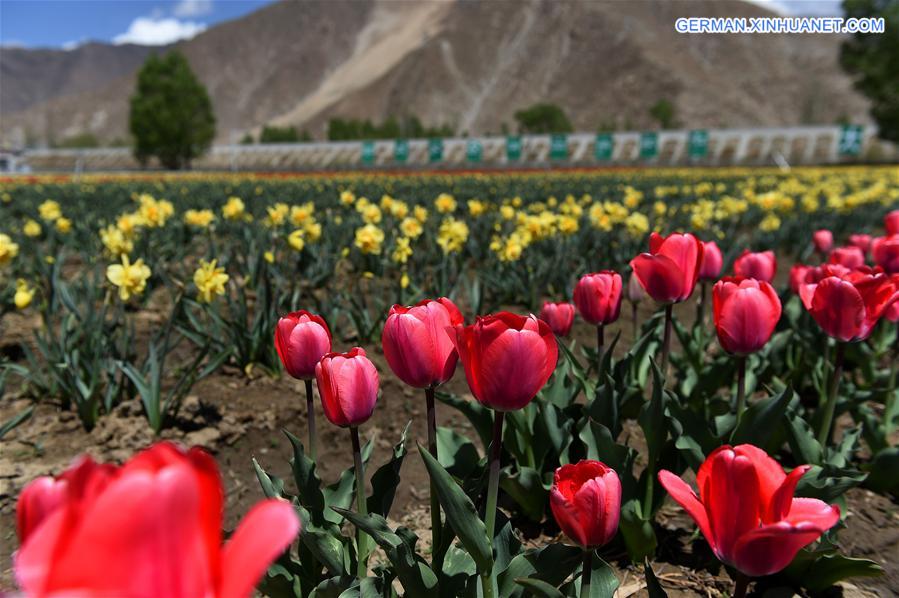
left=2, top=165, right=899, bottom=597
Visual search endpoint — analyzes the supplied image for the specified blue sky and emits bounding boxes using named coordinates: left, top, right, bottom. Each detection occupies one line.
left=0, top=0, right=275, bottom=48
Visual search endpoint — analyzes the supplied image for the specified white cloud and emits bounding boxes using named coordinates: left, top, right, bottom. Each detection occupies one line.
left=173, top=0, right=214, bottom=18
left=113, top=17, right=207, bottom=45
left=62, top=39, right=87, bottom=51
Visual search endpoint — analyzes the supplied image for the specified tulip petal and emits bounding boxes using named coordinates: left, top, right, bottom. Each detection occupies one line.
left=768, top=465, right=810, bottom=523
left=630, top=254, right=686, bottom=304
left=220, top=499, right=301, bottom=598
left=703, top=450, right=760, bottom=565
left=658, top=470, right=713, bottom=551
left=550, top=487, right=588, bottom=548
left=731, top=444, right=785, bottom=512
left=810, top=277, right=865, bottom=342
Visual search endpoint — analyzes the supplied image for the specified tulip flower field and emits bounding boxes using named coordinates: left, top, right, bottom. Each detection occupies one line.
left=0, top=166, right=898, bottom=597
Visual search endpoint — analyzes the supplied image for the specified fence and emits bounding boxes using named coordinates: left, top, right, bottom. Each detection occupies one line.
left=18, top=124, right=896, bottom=172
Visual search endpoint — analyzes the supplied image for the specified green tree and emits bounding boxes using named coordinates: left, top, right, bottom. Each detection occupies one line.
left=513, top=103, right=573, bottom=134
left=841, top=0, right=899, bottom=142
left=54, top=133, right=100, bottom=148
left=649, top=99, right=678, bottom=129
left=129, top=51, right=215, bottom=169
left=260, top=125, right=299, bottom=143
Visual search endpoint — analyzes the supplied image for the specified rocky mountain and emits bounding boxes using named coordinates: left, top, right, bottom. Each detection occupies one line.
left=0, top=0, right=870, bottom=146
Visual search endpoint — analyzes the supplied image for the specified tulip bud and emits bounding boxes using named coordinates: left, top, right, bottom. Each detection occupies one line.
left=451, top=312, right=558, bottom=411
left=733, top=249, right=777, bottom=283
left=573, top=271, right=622, bottom=326
left=712, top=277, right=781, bottom=355
left=848, top=233, right=872, bottom=254
left=550, top=460, right=621, bottom=549
left=382, top=297, right=463, bottom=388
left=812, top=229, right=833, bottom=254
left=886, top=209, right=899, bottom=236
left=827, top=245, right=865, bottom=269
left=627, top=273, right=645, bottom=303
left=274, top=311, right=332, bottom=380
left=659, top=444, right=839, bottom=577
left=316, top=348, right=379, bottom=427
left=539, top=301, right=575, bottom=337
left=872, top=235, right=899, bottom=274
left=699, top=240, right=723, bottom=281
left=629, top=232, right=704, bottom=304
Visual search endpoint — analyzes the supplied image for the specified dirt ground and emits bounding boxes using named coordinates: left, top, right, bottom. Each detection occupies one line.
left=1, top=300, right=896, bottom=597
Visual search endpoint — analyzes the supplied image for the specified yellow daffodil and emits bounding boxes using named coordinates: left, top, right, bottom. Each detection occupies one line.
left=23, top=219, right=42, bottom=237
left=106, top=255, right=151, bottom=301
left=0, top=233, right=19, bottom=267
left=14, top=279, right=35, bottom=309
left=222, top=196, right=246, bottom=221
left=437, top=218, right=468, bottom=254
left=435, top=193, right=457, bottom=213
left=193, top=259, right=229, bottom=303
left=354, top=224, right=385, bottom=255
left=55, top=217, right=72, bottom=234
left=184, top=209, right=216, bottom=228
left=392, top=237, right=413, bottom=264
left=100, top=224, right=134, bottom=257
left=38, top=200, right=61, bottom=222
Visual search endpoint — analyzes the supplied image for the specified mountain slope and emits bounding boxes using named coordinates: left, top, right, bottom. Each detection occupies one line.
left=0, top=0, right=870, bottom=146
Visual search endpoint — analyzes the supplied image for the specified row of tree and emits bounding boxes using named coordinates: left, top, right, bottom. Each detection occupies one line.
left=128, top=0, right=897, bottom=169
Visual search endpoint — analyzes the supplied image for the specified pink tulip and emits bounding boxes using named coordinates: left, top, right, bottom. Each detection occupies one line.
left=630, top=232, right=704, bottom=304
left=699, top=241, right=723, bottom=281
left=828, top=246, right=866, bottom=269
left=713, top=277, right=782, bottom=355
left=451, top=312, right=558, bottom=411
left=573, top=271, right=622, bottom=326
left=659, top=444, right=839, bottom=577
left=848, top=234, right=872, bottom=254
left=382, top=297, right=463, bottom=389
left=872, top=235, right=899, bottom=274
left=627, top=273, right=645, bottom=304
left=812, top=229, right=833, bottom=254
left=885, top=209, right=899, bottom=236
left=733, top=250, right=777, bottom=283
left=316, top=348, right=380, bottom=427
left=550, top=460, right=621, bottom=549
left=15, top=442, right=299, bottom=598
left=539, top=301, right=576, bottom=337
left=274, top=311, right=332, bottom=380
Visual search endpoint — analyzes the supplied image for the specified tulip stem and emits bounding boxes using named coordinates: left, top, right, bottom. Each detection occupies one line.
left=632, top=301, right=639, bottom=341
left=696, top=281, right=707, bottom=325
left=661, top=304, right=673, bottom=376
left=425, top=386, right=443, bottom=572
left=817, top=342, right=845, bottom=446
left=734, top=356, right=747, bottom=426
left=485, top=411, right=505, bottom=544
left=304, top=379, right=317, bottom=461
left=596, top=324, right=605, bottom=378
left=350, top=426, right=369, bottom=578
left=732, top=573, right=750, bottom=598
left=581, top=550, right=593, bottom=598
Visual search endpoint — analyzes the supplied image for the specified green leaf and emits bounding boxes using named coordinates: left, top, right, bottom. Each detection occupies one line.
left=619, top=500, right=656, bottom=562
left=436, top=390, right=493, bottom=449
left=284, top=430, right=326, bottom=522
left=863, top=446, right=899, bottom=494
left=497, top=544, right=582, bottom=597
left=309, top=576, right=357, bottom=598
left=513, top=577, right=564, bottom=597
left=0, top=404, right=33, bottom=440
left=730, top=387, right=794, bottom=450
left=253, top=458, right=285, bottom=499
left=500, top=466, right=547, bottom=522
left=782, top=548, right=883, bottom=592
left=586, top=555, right=619, bottom=598
left=417, top=445, right=493, bottom=574
left=367, top=421, right=410, bottom=518
left=436, top=426, right=482, bottom=479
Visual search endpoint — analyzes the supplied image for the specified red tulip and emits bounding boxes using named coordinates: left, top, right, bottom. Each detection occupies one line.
left=573, top=271, right=622, bottom=326
left=812, top=229, right=833, bottom=254
left=872, top=234, right=899, bottom=274
left=885, top=209, right=899, bottom=236
left=886, top=295, right=899, bottom=323
left=451, top=312, right=558, bottom=411
left=798, top=265, right=899, bottom=342
left=550, top=460, right=621, bottom=549
left=315, top=348, right=380, bottom=427
left=848, top=233, right=872, bottom=254
left=630, top=232, right=704, bottom=304
left=539, top=301, right=576, bottom=337
left=382, top=297, right=463, bottom=388
left=274, top=310, right=332, bottom=380
left=713, top=277, right=782, bottom=355
left=828, top=245, right=866, bottom=269
left=733, top=250, right=777, bottom=283
left=659, top=444, right=839, bottom=577
left=699, top=240, right=723, bottom=281
left=15, top=442, right=299, bottom=598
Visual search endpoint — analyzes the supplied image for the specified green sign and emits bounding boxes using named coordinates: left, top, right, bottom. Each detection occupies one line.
left=507, top=136, right=522, bottom=161
left=394, top=139, right=409, bottom=163
left=428, top=138, right=443, bottom=162
left=640, top=132, right=658, bottom=159
left=361, top=141, right=375, bottom=165
left=838, top=125, right=863, bottom=156
left=595, top=134, right=613, bottom=160
left=688, top=130, right=708, bottom=158
left=550, top=134, right=568, bottom=160
left=466, top=139, right=483, bottom=162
